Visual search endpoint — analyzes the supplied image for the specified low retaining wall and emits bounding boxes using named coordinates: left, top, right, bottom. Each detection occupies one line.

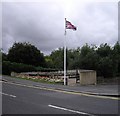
left=68, top=78, right=76, bottom=86
left=11, top=70, right=97, bottom=86
left=80, top=70, right=96, bottom=85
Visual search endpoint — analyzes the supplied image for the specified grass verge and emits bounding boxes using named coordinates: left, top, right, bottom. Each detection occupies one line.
left=10, top=75, right=63, bottom=85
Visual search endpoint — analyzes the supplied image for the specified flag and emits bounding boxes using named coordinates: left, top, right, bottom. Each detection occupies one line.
left=65, top=19, right=77, bottom=30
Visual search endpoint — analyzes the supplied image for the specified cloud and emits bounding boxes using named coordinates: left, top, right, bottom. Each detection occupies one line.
left=2, top=1, right=118, bottom=55
left=71, top=2, right=118, bottom=46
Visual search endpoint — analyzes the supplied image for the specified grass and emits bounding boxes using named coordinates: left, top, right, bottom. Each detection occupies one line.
left=11, top=75, right=63, bottom=85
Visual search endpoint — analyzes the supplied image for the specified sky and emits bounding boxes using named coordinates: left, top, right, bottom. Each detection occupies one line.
left=1, top=0, right=119, bottom=55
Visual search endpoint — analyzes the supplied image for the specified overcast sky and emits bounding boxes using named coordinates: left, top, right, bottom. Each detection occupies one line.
left=2, top=0, right=118, bottom=55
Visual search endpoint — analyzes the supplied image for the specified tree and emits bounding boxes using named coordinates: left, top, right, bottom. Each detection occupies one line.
left=97, top=57, right=113, bottom=78
left=112, top=42, right=120, bottom=76
left=49, top=47, right=80, bottom=70
left=96, top=43, right=112, bottom=57
left=79, top=44, right=98, bottom=70
left=45, top=56, right=54, bottom=68
left=96, top=43, right=114, bottom=77
left=2, top=52, right=8, bottom=61
left=0, top=49, right=2, bottom=62
left=0, top=50, right=2, bottom=74
left=67, top=48, right=80, bottom=69
left=50, top=48, right=64, bottom=70
left=7, top=42, right=46, bottom=67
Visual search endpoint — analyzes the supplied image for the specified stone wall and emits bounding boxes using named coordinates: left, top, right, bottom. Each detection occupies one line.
left=11, top=70, right=97, bottom=86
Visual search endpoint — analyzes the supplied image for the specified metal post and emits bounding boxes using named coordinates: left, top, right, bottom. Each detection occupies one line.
left=64, top=18, right=67, bottom=85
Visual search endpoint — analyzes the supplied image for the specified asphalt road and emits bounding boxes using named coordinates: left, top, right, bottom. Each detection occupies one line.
left=1, top=79, right=119, bottom=115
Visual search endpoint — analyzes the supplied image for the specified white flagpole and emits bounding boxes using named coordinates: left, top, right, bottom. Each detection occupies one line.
left=64, top=18, right=67, bottom=85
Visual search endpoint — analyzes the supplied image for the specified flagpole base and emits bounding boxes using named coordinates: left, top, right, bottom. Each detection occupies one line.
left=64, top=77, right=68, bottom=86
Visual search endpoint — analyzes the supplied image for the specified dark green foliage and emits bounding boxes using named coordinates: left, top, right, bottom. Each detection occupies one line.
left=7, top=42, right=46, bottom=67
left=2, top=61, right=36, bottom=75
left=50, top=48, right=64, bottom=70
left=112, top=42, right=120, bottom=76
left=79, top=44, right=99, bottom=70
left=96, top=43, right=113, bottom=77
left=0, top=50, right=2, bottom=75
left=97, top=43, right=112, bottom=57
left=67, top=48, right=80, bottom=69
left=0, top=50, right=2, bottom=62
left=35, top=66, right=58, bottom=72
left=2, top=61, right=58, bottom=75
left=97, top=57, right=114, bottom=77
left=2, top=52, right=8, bottom=61
left=2, top=41, right=120, bottom=78
left=48, top=42, right=120, bottom=78
left=45, top=56, right=54, bottom=68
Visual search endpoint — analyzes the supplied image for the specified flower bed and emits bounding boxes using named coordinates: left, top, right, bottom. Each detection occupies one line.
left=14, top=74, right=63, bottom=84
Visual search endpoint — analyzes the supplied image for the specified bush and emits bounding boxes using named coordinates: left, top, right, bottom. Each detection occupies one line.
left=2, top=61, right=36, bottom=75
left=35, top=66, right=58, bottom=72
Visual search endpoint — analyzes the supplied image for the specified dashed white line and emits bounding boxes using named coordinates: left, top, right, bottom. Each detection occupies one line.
left=0, top=92, right=16, bottom=98
left=48, top=104, right=95, bottom=116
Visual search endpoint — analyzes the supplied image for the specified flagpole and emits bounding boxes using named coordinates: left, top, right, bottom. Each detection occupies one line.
left=64, top=18, right=67, bottom=85
left=63, top=18, right=76, bottom=85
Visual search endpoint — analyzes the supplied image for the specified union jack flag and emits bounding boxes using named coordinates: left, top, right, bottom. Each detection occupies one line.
left=65, top=19, right=77, bottom=30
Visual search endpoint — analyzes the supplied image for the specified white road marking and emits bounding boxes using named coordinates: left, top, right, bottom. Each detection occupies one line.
left=0, top=92, right=16, bottom=98
left=48, top=104, right=95, bottom=116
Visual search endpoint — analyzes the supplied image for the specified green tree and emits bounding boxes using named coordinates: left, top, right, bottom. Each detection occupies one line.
left=112, top=42, right=120, bottom=76
left=97, top=57, right=113, bottom=77
left=96, top=43, right=114, bottom=77
left=7, top=42, right=46, bottom=67
left=2, top=52, right=8, bottom=61
left=50, top=48, right=64, bottom=70
left=79, top=44, right=98, bottom=70
left=96, top=43, right=112, bottom=57
left=0, top=49, right=2, bottom=62
left=0, top=49, right=2, bottom=74
left=45, top=55, right=54, bottom=68
left=67, top=48, right=80, bottom=69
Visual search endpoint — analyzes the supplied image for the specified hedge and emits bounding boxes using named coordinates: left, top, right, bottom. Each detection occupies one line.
left=35, top=66, right=58, bottom=72
left=2, top=61, right=59, bottom=75
left=2, top=61, right=36, bottom=75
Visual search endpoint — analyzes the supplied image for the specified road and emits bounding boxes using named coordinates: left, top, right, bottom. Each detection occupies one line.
left=1, top=78, right=119, bottom=115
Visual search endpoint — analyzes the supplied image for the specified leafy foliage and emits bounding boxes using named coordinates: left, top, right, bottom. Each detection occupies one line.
left=2, top=61, right=36, bottom=75
left=79, top=44, right=98, bottom=70
left=7, top=42, right=46, bottom=67
left=48, top=42, right=120, bottom=78
left=2, top=41, right=120, bottom=78
left=2, top=52, right=8, bottom=61
left=50, top=48, right=64, bottom=70
left=67, top=48, right=80, bottom=69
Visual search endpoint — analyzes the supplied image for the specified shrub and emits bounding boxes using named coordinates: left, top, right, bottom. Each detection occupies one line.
left=2, top=61, right=36, bottom=75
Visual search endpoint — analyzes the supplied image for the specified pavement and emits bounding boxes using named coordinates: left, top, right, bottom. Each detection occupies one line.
left=1, top=75, right=119, bottom=97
